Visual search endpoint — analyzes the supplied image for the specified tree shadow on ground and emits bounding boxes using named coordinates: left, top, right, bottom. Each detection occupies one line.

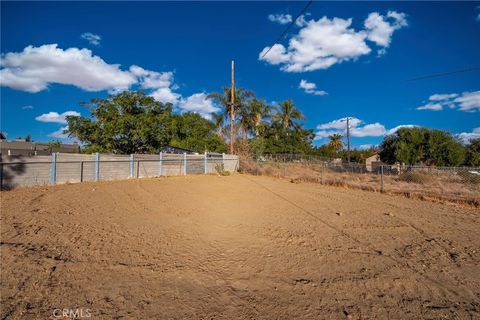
left=1, top=155, right=27, bottom=190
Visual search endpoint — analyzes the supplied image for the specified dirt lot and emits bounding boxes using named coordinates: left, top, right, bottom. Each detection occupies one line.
left=1, top=174, right=479, bottom=319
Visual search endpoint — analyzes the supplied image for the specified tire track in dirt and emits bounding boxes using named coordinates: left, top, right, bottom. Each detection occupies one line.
left=240, top=175, right=477, bottom=310
left=2, top=175, right=479, bottom=319
left=287, top=178, right=480, bottom=279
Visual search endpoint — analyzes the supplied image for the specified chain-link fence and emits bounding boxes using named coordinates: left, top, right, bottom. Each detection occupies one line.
left=0, top=152, right=239, bottom=189
left=250, top=157, right=480, bottom=206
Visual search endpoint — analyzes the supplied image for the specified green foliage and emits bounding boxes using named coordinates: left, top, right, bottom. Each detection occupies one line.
left=237, top=98, right=271, bottom=137
left=208, top=87, right=255, bottom=141
left=273, top=99, right=305, bottom=130
left=208, top=91, right=312, bottom=156
left=170, top=112, right=227, bottom=153
left=380, top=127, right=466, bottom=166
left=341, top=148, right=378, bottom=163
left=464, top=139, right=480, bottom=166
left=311, top=144, right=337, bottom=158
left=66, top=91, right=225, bottom=154
left=64, top=90, right=475, bottom=169
left=247, top=137, right=266, bottom=159
left=262, top=123, right=315, bottom=154
left=397, top=171, right=433, bottom=184
left=328, top=134, right=343, bottom=153
left=214, top=162, right=230, bottom=176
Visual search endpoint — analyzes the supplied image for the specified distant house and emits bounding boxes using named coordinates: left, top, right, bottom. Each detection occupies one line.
left=0, top=139, right=80, bottom=156
left=365, top=153, right=403, bottom=173
left=365, top=154, right=382, bottom=172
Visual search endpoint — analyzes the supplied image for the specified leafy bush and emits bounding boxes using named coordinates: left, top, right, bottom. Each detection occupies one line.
left=214, top=163, right=230, bottom=176
left=397, top=172, right=433, bottom=184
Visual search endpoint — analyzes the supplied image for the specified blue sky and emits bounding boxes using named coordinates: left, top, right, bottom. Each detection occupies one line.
left=1, top=1, right=479, bottom=148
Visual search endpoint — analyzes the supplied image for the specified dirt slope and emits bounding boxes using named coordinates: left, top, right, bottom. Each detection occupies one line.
left=1, top=175, right=479, bottom=319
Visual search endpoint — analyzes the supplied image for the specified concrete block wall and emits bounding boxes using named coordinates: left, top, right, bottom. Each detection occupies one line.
left=1, top=152, right=239, bottom=188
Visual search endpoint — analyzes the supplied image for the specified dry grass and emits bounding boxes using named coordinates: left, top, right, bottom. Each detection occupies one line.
left=397, top=171, right=433, bottom=184
left=244, top=161, right=480, bottom=207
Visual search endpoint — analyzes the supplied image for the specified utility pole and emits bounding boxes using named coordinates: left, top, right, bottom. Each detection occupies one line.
left=341, top=117, right=352, bottom=163
left=230, top=60, right=235, bottom=154
left=346, top=117, right=351, bottom=163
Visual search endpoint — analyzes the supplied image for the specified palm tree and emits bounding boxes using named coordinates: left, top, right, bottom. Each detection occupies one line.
left=273, top=100, right=305, bottom=130
left=328, top=134, right=343, bottom=153
left=237, top=102, right=252, bottom=139
left=236, top=98, right=271, bottom=138
left=208, top=87, right=254, bottom=153
left=249, top=98, right=271, bottom=137
left=211, top=112, right=226, bottom=139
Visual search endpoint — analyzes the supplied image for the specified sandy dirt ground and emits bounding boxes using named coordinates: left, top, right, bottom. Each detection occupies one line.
left=1, top=174, right=479, bottom=319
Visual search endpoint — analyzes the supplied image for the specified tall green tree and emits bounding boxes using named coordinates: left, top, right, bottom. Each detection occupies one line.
left=237, top=98, right=271, bottom=138
left=262, top=122, right=315, bottom=154
left=379, top=127, right=465, bottom=166
left=170, top=112, right=227, bottom=153
left=207, top=87, right=254, bottom=153
left=464, top=138, right=480, bottom=166
left=273, top=100, right=305, bottom=130
left=67, top=91, right=173, bottom=154
left=250, top=98, right=271, bottom=137
left=211, top=113, right=226, bottom=140
left=328, top=134, right=343, bottom=154
left=66, top=91, right=225, bottom=154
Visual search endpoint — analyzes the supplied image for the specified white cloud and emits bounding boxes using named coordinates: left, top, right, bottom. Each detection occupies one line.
left=128, top=65, right=182, bottom=105
left=299, top=79, right=327, bottom=96
left=178, top=93, right=220, bottom=119
left=21, top=105, right=33, bottom=110
left=81, top=32, right=101, bottom=46
left=364, top=11, right=407, bottom=54
left=350, top=123, right=386, bottom=137
left=259, top=44, right=291, bottom=65
left=416, top=103, right=444, bottom=111
left=295, top=13, right=310, bottom=27
left=129, top=65, right=174, bottom=89
left=35, top=111, right=80, bottom=124
left=454, top=91, right=480, bottom=112
left=357, top=144, right=375, bottom=150
left=0, top=44, right=222, bottom=120
left=48, top=126, right=69, bottom=139
left=429, top=93, right=457, bottom=101
left=0, top=44, right=136, bottom=93
left=417, top=91, right=480, bottom=112
left=0, top=44, right=185, bottom=105
left=317, top=117, right=362, bottom=130
left=386, top=124, right=417, bottom=135
left=315, top=117, right=385, bottom=139
left=268, top=13, right=292, bottom=25
left=259, top=11, right=406, bottom=72
left=150, top=87, right=181, bottom=104
left=457, top=127, right=480, bottom=143
left=315, top=117, right=418, bottom=140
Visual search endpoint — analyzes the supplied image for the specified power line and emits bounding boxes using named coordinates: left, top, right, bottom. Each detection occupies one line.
left=405, top=67, right=480, bottom=82
left=261, top=0, right=314, bottom=59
